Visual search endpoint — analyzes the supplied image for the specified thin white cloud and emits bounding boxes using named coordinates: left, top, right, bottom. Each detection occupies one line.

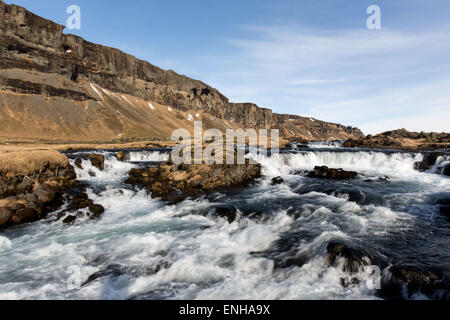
left=197, top=24, right=450, bottom=134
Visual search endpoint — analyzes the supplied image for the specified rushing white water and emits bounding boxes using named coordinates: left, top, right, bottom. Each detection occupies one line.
left=0, top=148, right=449, bottom=300
left=127, top=151, right=169, bottom=162
left=431, top=154, right=450, bottom=175
left=252, top=151, right=423, bottom=177
left=308, top=141, right=344, bottom=149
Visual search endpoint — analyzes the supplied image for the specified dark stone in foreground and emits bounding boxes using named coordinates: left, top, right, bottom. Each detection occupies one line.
left=444, top=163, right=450, bottom=176
left=74, top=158, right=83, bottom=169
left=414, top=152, right=444, bottom=172
left=271, top=177, right=284, bottom=185
left=59, top=192, right=105, bottom=223
left=0, top=207, right=13, bottom=226
left=17, top=177, right=34, bottom=194
left=89, top=204, right=105, bottom=219
left=207, top=205, right=238, bottom=223
left=437, top=198, right=450, bottom=218
left=380, top=265, right=448, bottom=299
left=33, top=184, right=56, bottom=204
left=63, top=215, right=77, bottom=224
left=307, top=166, right=357, bottom=180
left=0, top=164, right=78, bottom=230
left=439, top=206, right=450, bottom=218
left=10, top=208, right=39, bottom=225
left=325, top=241, right=371, bottom=273
left=87, top=154, right=105, bottom=171
left=82, top=261, right=171, bottom=287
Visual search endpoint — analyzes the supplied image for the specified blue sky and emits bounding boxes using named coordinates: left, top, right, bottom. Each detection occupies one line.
left=5, top=0, right=450, bottom=134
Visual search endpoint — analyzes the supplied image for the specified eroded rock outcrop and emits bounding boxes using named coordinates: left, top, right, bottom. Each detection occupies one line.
left=57, top=192, right=105, bottom=224
left=125, top=160, right=261, bottom=203
left=380, top=265, right=448, bottom=299
left=414, top=152, right=444, bottom=172
left=343, top=129, right=450, bottom=150
left=0, top=160, right=83, bottom=230
left=307, top=166, right=358, bottom=180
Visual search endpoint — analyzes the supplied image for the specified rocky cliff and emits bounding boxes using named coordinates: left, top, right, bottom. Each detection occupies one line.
left=343, top=129, right=450, bottom=150
left=0, top=0, right=363, bottom=142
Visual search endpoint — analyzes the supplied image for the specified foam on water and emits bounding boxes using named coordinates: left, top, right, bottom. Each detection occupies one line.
left=0, top=236, right=12, bottom=250
left=0, top=148, right=448, bottom=300
left=308, top=141, right=344, bottom=149
left=127, top=151, right=169, bottom=162
left=252, top=150, right=439, bottom=179
left=70, top=153, right=136, bottom=183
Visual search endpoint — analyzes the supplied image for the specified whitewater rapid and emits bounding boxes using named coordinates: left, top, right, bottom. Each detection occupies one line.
left=0, top=148, right=449, bottom=300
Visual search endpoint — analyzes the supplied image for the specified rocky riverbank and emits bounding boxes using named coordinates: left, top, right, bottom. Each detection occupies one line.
left=0, top=149, right=110, bottom=230
left=0, top=162, right=77, bottom=230
left=343, top=129, right=450, bottom=150
left=1, top=146, right=264, bottom=228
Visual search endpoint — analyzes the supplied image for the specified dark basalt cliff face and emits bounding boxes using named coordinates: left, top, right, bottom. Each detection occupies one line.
left=0, top=0, right=363, bottom=141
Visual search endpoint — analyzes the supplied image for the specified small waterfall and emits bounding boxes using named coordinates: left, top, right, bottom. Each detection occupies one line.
left=251, top=150, right=423, bottom=176
left=127, top=151, right=170, bottom=162
left=308, top=141, right=344, bottom=149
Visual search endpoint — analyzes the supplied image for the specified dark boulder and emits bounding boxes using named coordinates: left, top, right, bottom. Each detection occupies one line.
left=207, top=205, right=238, bottom=223
left=58, top=165, right=77, bottom=180
left=69, top=193, right=93, bottom=210
left=89, top=204, right=105, bottom=219
left=11, top=203, right=25, bottom=212
left=24, top=192, right=38, bottom=205
left=62, top=215, right=77, bottom=224
left=437, top=198, right=450, bottom=206
left=414, top=152, right=443, bottom=172
left=116, top=151, right=130, bottom=162
left=437, top=198, right=450, bottom=218
left=271, top=177, right=284, bottom=185
left=443, top=163, right=450, bottom=176
left=439, top=206, right=450, bottom=217
left=33, top=184, right=56, bottom=204
left=0, top=207, right=13, bottom=226
left=74, top=158, right=83, bottom=169
left=126, top=161, right=261, bottom=204
left=82, top=261, right=171, bottom=287
left=308, top=166, right=358, bottom=180
left=327, top=188, right=365, bottom=203
left=10, top=208, right=39, bottom=225
left=380, top=265, right=445, bottom=299
left=17, top=177, right=35, bottom=194
left=1, top=177, right=20, bottom=197
left=87, top=154, right=105, bottom=171
left=325, top=242, right=371, bottom=273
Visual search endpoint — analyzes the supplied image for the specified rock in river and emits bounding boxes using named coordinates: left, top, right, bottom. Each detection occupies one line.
left=307, top=166, right=358, bottom=180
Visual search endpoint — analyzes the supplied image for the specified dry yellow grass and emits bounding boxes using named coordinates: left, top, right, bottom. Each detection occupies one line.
left=0, top=150, right=68, bottom=176
left=0, top=139, right=178, bottom=176
left=0, top=135, right=288, bottom=176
